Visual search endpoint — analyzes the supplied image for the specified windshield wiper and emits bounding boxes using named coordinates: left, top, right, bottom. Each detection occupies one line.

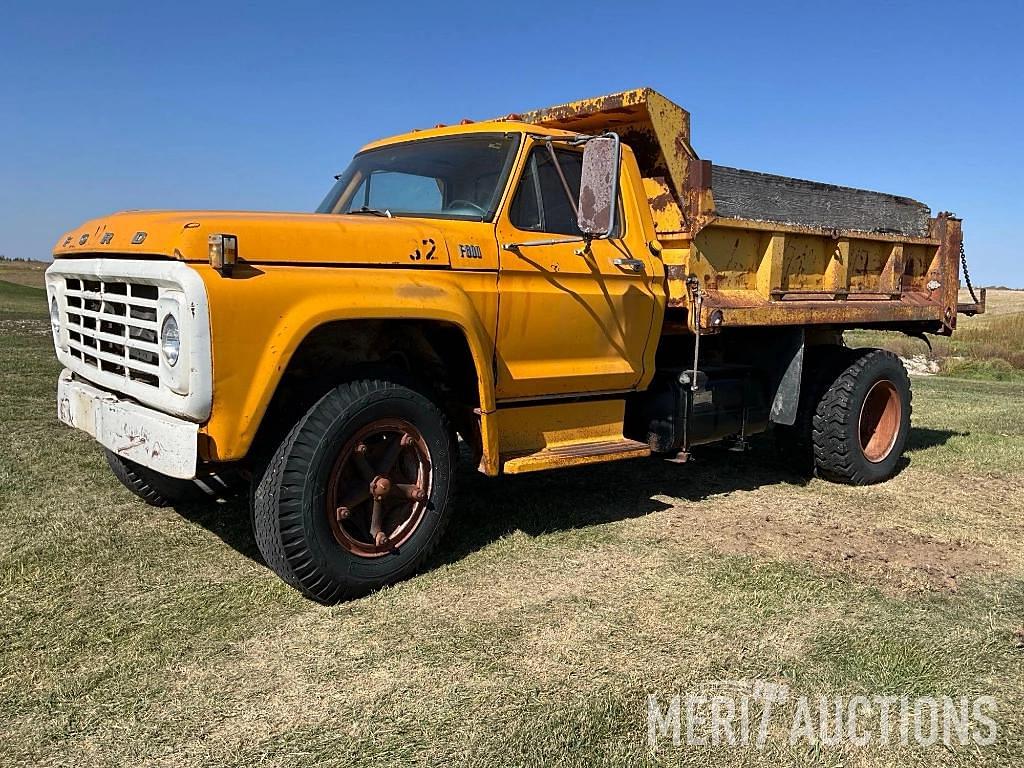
left=345, top=206, right=392, bottom=218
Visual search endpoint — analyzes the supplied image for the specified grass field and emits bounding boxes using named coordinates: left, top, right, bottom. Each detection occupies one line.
left=847, top=289, right=1024, bottom=379
left=0, top=259, right=48, bottom=289
left=2, top=275, right=1024, bottom=767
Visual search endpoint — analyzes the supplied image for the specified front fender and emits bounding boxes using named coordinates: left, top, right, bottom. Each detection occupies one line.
left=197, top=264, right=498, bottom=461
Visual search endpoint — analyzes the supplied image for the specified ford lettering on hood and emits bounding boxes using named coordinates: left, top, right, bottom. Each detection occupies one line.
left=53, top=210, right=453, bottom=268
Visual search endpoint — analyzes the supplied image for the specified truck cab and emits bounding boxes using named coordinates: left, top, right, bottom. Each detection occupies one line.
left=315, top=124, right=666, bottom=401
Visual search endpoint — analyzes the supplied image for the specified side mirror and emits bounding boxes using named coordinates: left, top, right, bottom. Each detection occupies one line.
left=577, top=133, right=621, bottom=238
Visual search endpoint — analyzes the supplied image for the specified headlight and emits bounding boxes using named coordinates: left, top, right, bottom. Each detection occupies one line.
left=49, top=297, right=60, bottom=336
left=161, top=313, right=181, bottom=367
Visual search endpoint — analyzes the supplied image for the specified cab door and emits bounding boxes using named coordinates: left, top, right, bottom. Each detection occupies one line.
left=494, top=140, right=659, bottom=400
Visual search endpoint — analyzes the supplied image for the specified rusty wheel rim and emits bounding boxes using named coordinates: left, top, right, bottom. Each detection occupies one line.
left=325, top=418, right=432, bottom=558
left=858, top=379, right=902, bottom=463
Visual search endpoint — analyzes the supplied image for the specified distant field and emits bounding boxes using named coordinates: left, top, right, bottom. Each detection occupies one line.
left=846, top=288, right=1024, bottom=378
left=3, top=279, right=1024, bottom=766
left=0, top=259, right=48, bottom=289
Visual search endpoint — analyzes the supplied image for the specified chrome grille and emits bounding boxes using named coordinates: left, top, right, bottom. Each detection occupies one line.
left=63, top=277, right=161, bottom=387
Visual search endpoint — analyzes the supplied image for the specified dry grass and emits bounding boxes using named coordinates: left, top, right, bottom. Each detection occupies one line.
left=3, top=280, right=1024, bottom=766
left=0, top=259, right=49, bottom=289
left=847, top=289, right=1024, bottom=378
left=969, top=289, right=1024, bottom=316
left=950, top=312, right=1024, bottom=370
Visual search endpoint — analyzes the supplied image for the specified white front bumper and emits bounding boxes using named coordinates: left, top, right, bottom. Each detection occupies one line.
left=57, top=369, right=198, bottom=479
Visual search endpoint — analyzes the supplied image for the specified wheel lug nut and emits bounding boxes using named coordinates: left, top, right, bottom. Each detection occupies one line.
left=355, top=443, right=368, bottom=455
left=400, top=433, right=414, bottom=447
left=374, top=531, right=389, bottom=547
left=336, top=506, right=350, bottom=520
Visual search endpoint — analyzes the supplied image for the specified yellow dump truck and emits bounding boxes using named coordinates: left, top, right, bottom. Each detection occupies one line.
left=46, top=89, right=984, bottom=602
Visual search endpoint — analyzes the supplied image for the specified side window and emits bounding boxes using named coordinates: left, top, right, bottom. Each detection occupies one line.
left=509, top=147, right=584, bottom=236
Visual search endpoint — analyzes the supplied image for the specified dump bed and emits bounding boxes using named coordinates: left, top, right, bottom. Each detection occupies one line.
left=513, top=89, right=984, bottom=335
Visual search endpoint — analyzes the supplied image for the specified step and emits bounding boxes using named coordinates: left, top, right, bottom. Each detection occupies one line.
left=501, top=437, right=650, bottom=474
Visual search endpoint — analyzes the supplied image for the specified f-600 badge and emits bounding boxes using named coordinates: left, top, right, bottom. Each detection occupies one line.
left=458, top=244, right=482, bottom=259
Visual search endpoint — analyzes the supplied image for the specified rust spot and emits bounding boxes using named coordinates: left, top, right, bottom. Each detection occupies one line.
left=648, top=190, right=675, bottom=213
left=58, top=397, right=74, bottom=426
left=684, top=159, right=712, bottom=192
left=707, top=288, right=819, bottom=311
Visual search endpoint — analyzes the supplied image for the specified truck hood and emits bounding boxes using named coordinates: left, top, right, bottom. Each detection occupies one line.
left=52, top=210, right=451, bottom=268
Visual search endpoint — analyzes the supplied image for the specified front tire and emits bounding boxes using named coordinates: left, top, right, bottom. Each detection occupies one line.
left=252, top=379, right=456, bottom=604
left=105, top=450, right=207, bottom=507
left=812, top=349, right=911, bottom=485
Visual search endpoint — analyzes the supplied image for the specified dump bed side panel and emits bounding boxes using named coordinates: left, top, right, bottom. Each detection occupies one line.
left=671, top=215, right=966, bottom=334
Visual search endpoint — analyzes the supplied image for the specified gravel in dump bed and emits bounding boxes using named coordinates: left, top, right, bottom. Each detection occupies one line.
left=711, top=165, right=932, bottom=237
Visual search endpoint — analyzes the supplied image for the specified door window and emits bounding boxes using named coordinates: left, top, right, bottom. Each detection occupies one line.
left=509, top=147, right=584, bottom=236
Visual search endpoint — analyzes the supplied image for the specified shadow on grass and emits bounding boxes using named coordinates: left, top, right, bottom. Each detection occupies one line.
left=438, top=440, right=804, bottom=565
left=170, top=426, right=960, bottom=573
left=174, top=498, right=265, bottom=565
left=905, top=426, right=965, bottom=452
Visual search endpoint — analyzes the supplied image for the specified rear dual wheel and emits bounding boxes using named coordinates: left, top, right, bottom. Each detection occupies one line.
left=811, top=348, right=911, bottom=485
left=252, top=379, right=455, bottom=604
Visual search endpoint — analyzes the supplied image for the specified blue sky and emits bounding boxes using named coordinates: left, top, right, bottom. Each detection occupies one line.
left=2, top=0, right=1021, bottom=286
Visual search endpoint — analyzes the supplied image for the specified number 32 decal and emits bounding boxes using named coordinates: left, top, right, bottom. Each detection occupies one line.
left=409, top=239, right=436, bottom=261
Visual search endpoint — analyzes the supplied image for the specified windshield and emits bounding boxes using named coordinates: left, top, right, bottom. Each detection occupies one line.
left=316, top=133, right=520, bottom=221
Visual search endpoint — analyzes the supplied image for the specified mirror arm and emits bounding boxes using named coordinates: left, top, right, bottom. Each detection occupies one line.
left=525, top=132, right=593, bottom=145
left=544, top=142, right=579, bottom=219
left=502, top=236, right=594, bottom=256
left=502, top=237, right=586, bottom=251
left=574, top=235, right=594, bottom=257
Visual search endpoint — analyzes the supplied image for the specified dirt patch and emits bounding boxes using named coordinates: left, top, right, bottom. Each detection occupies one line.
left=656, top=505, right=1006, bottom=593
left=901, top=354, right=939, bottom=376
left=0, top=319, right=50, bottom=335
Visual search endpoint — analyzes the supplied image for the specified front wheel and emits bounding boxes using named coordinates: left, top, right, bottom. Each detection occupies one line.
left=812, top=349, right=912, bottom=485
left=252, top=379, right=456, bottom=604
left=105, top=450, right=208, bottom=507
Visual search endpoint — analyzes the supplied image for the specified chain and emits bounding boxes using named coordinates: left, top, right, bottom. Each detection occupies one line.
left=959, top=241, right=979, bottom=304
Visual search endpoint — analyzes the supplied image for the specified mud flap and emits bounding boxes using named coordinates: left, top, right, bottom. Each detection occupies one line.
left=769, top=328, right=804, bottom=426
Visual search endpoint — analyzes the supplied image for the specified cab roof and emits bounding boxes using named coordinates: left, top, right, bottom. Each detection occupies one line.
left=358, top=120, right=577, bottom=154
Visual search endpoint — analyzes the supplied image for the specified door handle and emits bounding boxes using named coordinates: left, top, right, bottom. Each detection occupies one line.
left=611, top=258, right=645, bottom=273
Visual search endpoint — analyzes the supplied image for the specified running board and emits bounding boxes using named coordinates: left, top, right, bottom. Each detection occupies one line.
left=494, top=397, right=651, bottom=474
left=502, top=438, right=650, bottom=474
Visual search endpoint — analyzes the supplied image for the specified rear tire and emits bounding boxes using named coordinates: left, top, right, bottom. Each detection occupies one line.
left=774, top=344, right=859, bottom=472
left=811, top=349, right=911, bottom=485
left=252, top=379, right=456, bottom=604
left=105, top=450, right=207, bottom=507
